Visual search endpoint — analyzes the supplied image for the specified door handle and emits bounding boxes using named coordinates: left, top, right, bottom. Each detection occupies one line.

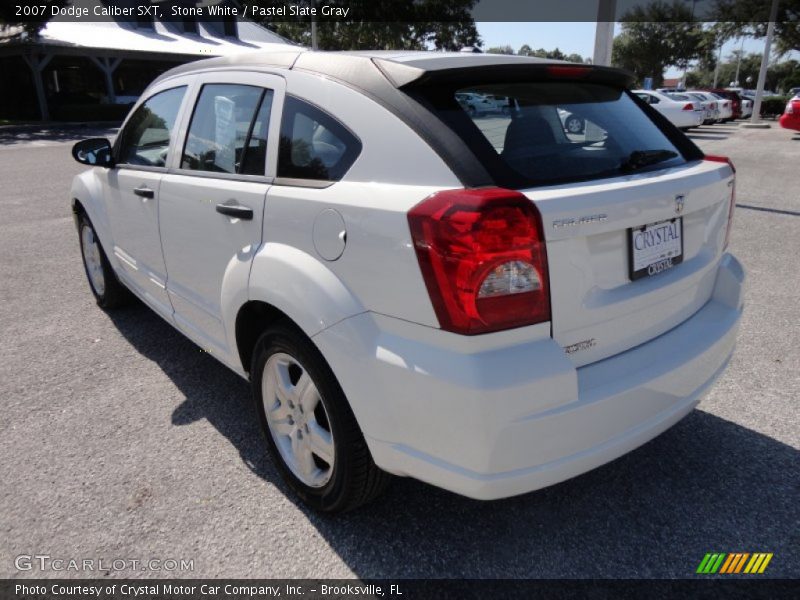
left=133, top=187, right=155, bottom=199
left=215, top=203, right=253, bottom=220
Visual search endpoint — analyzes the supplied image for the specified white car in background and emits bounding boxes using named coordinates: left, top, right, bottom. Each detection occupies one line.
left=707, top=93, right=734, bottom=121
left=740, top=98, right=753, bottom=118
left=684, top=92, right=719, bottom=124
left=687, top=91, right=726, bottom=123
left=455, top=91, right=496, bottom=116
left=634, top=90, right=705, bottom=130
left=68, top=53, right=743, bottom=511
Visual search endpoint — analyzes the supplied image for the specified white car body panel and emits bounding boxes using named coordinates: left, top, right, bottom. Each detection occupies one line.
left=70, top=52, right=744, bottom=501
left=314, top=254, right=743, bottom=499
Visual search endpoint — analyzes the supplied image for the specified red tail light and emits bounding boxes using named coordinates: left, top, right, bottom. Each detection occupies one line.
left=704, top=155, right=736, bottom=249
left=408, top=188, right=550, bottom=335
left=683, top=103, right=694, bottom=111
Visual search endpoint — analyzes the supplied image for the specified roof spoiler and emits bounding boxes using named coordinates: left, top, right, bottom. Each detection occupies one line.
left=373, top=58, right=636, bottom=90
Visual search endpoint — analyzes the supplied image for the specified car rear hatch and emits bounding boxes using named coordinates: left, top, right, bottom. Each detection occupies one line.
left=519, top=161, right=733, bottom=366
left=397, top=61, right=735, bottom=365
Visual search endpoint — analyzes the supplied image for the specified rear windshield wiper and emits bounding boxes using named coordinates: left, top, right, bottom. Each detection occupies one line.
left=620, top=149, right=678, bottom=173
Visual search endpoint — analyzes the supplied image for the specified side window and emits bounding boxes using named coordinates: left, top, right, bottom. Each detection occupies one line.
left=181, top=84, right=273, bottom=175
left=116, top=87, right=186, bottom=167
left=277, top=96, right=361, bottom=182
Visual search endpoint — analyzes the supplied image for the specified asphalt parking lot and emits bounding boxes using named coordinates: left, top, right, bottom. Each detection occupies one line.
left=0, top=122, right=798, bottom=579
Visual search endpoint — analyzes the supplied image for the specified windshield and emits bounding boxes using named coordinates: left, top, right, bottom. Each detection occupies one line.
left=413, top=81, right=687, bottom=188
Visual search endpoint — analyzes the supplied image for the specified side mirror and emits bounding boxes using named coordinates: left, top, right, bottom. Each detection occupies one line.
left=72, top=138, right=114, bottom=167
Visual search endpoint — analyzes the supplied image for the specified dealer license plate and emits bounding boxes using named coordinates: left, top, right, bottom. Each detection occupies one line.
left=628, top=218, right=683, bottom=280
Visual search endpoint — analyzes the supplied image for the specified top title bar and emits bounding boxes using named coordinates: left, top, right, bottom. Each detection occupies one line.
left=4, top=0, right=796, bottom=23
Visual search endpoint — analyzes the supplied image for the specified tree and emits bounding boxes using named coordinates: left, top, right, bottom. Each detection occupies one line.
left=713, top=0, right=800, bottom=55
left=486, top=45, right=514, bottom=55
left=565, top=53, right=585, bottom=63
left=518, top=44, right=533, bottom=56
left=0, top=1, right=67, bottom=40
left=687, top=54, right=800, bottom=92
left=611, top=1, right=704, bottom=87
left=261, top=0, right=480, bottom=51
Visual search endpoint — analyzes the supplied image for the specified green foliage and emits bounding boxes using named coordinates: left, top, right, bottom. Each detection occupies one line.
left=686, top=55, right=800, bottom=93
left=759, top=96, right=790, bottom=117
left=712, top=0, right=800, bottom=55
left=0, top=1, right=68, bottom=39
left=611, top=1, right=704, bottom=87
left=486, top=45, right=514, bottom=55
left=516, top=45, right=583, bottom=61
left=261, top=0, right=480, bottom=51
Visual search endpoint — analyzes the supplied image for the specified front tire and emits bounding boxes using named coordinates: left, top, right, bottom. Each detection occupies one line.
left=252, top=322, right=391, bottom=512
left=78, top=214, right=131, bottom=309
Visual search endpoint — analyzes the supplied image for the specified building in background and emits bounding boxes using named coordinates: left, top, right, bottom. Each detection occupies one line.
left=0, top=0, right=294, bottom=121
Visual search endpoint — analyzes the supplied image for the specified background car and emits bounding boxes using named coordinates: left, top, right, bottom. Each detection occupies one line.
left=455, top=92, right=497, bottom=116
left=707, top=89, right=742, bottom=120
left=708, top=93, right=734, bottom=121
left=686, top=91, right=720, bottom=124
left=740, top=97, right=753, bottom=118
left=675, top=92, right=716, bottom=125
left=557, top=108, right=586, bottom=134
left=634, top=89, right=705, bottom=129
left=485, top=94, right=511, bottom=114
left=779, top=95, right=800, bottom=132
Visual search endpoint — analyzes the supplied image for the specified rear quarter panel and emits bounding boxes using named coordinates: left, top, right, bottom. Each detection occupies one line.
left=248, top=71, right=461, bottom=335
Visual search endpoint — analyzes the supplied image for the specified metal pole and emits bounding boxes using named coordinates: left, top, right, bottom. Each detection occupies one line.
left=310, top=0, right=318, bottom=50
left=750, top=0, right=779, bottom=124
left=713, top=38, right=722, bottom=88
left=734, top=36, right=745, bottom=86
left=592, top=0, right=617, bottom=67
left=681, top=0, right=698, bottom=89
left=311, top=19, right=318, bottom=50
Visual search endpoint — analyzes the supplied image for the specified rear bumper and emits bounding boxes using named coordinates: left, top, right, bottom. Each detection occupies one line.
left=779, top=113, right=800, bottom=132
left=313, top=254, right=744, bottom=500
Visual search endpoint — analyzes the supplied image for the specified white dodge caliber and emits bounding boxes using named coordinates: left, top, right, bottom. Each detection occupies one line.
left=70, top=52, right=744, bottom=512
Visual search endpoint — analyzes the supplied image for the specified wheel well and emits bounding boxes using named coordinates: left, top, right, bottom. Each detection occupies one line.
left=235, top=301, right=293, bottom=376
left=72, top=198, right=85, bottom=214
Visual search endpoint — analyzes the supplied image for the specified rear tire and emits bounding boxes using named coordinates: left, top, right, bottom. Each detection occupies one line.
left=252, top=321, right=391, bottom=512
left=77, top=213, right=131, bottom=309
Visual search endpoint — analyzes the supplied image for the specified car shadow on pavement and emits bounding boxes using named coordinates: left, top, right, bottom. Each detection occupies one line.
left=0, top=126, right=118, bottom=147
left=687, top=132, right=731, bottom=141
left=106, top=303, right=799, bottom=579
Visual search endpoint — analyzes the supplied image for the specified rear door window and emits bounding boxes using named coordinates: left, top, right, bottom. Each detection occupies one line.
left=181, top=84, right=273, bottom=176
left=415, top=82, right=687, bottom=188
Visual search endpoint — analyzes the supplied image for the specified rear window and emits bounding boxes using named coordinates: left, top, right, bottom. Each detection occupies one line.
left=414, top=81, right=688, bottom=188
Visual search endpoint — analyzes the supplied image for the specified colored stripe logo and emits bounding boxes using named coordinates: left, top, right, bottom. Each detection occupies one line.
left=697, top=552, right=773, bottom=574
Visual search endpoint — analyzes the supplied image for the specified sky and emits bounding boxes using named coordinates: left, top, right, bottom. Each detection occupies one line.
left=476, top=22, right=793, bottom=78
